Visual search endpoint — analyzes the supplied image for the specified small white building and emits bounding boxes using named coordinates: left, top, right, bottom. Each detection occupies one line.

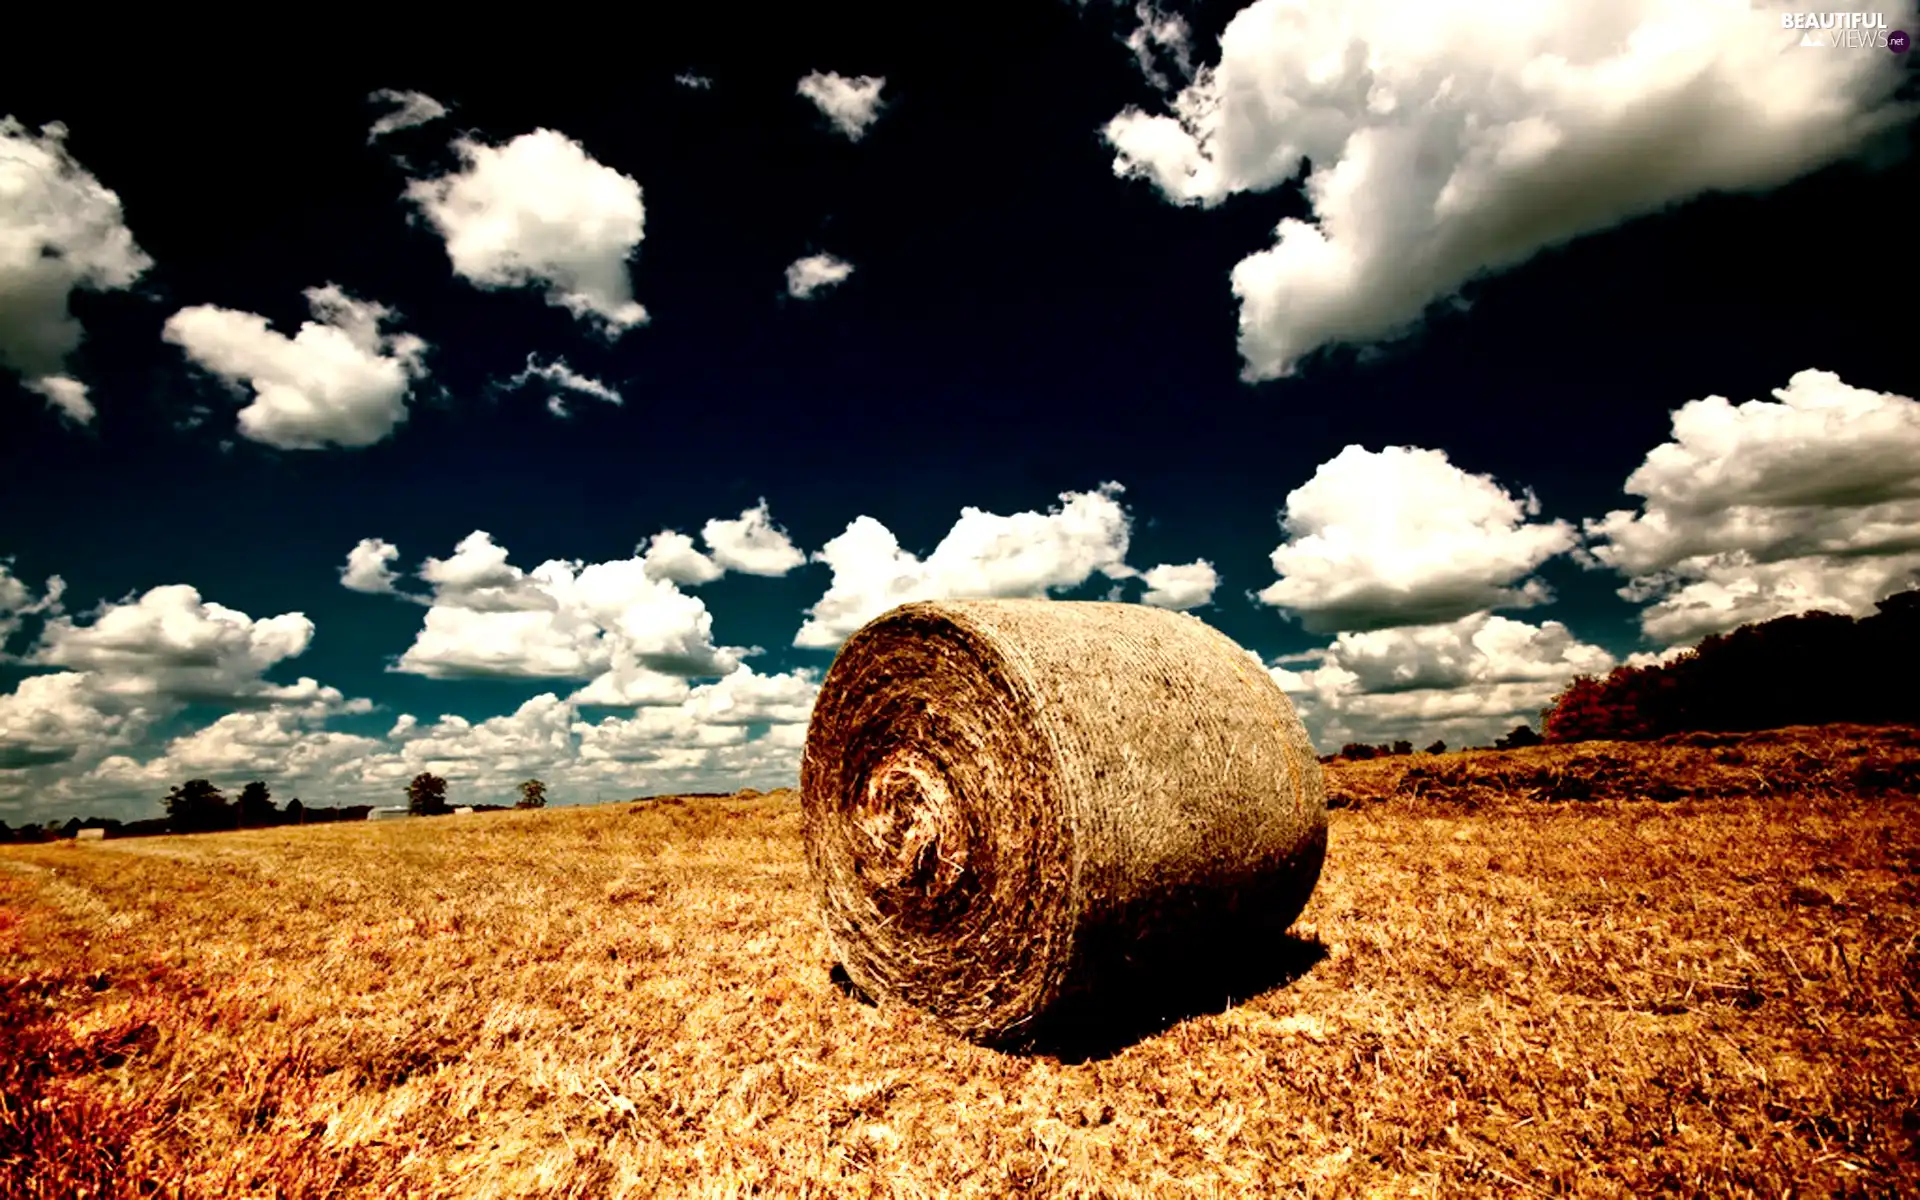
left=367, top=806, right=412, bottom=822
left=75, top=828, right=106, bottom=841
left=453, top=806, right=475, bottom=815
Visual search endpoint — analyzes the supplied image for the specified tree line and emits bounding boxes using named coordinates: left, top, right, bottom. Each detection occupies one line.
left=0, top=773, right=554, bottom=843
left=1315, top=586, right=1916, bottom=761
left=1540, top=587, right=1919, bottom=742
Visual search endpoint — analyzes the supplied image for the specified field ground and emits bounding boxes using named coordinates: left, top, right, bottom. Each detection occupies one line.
left=3, top=726, right=1918, bottom=1197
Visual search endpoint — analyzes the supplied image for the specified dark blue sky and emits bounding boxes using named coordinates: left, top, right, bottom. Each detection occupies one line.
left=3, top=2, right=1916, bottom=819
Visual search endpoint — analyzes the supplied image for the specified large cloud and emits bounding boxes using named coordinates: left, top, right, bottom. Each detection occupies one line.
left=380, top=508, right=811, bottom=696
left=794, top=484, right=1139, bottom=648
left=0, top=672, right=141, bottom=770
left=405, top=129, right=649, bottom=335
left=31, top=585, right=325, bottom=705
left=0, top=576, right=368, bottom=813
left=1585, top=368, right=1920, bottom=644
left=0, top=116, right=152, bottom=422
left=1270, top=612, right=1614, bottom=749
left=163, top=285, right=429, bottom=450
left=796, top=72, right=888, bottom=140
left=1103, top=0, right=1918, bottom=379
left=1259, top=445, right=1575, bottom=633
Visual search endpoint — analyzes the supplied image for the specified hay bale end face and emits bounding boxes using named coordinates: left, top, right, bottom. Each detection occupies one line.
left=801, top=599, right=1327, bottom=1045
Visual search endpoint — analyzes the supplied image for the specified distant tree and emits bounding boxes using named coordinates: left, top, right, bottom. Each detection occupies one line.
left=236, top=781, right=276, bottom=827
left=0, top=819, right=10, bottom=843
left=516, top=779, right=548, bottom=810
left=1424, top=740, right=1447, bottom=755
left=1390, top=740, right=1413, bottom=756
left=1495, top=724, right=1543, bottom=751
left=285, top=798, right=304, bottom=825
left=164, top=779, right=231, bottom=834
left=1337, top=742, right=1379, bottom=761
left=406, top=772, right=450, bottom=816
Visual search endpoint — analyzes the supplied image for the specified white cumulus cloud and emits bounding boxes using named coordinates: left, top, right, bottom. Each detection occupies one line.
left=703, top=501, right=806, bottom=577
left=1, top=116, right=152, bottom=420
left=1585, top=368, right=1920, bottom=644
left=341, top=537, right=404, bottom=595
left=785, top=253, right=855, bottom=300
left=1139, top=560, right=1218, bottom=609
left=1270, top=612, right=1614, bottom=749
left=1259, top=445, right=1575, bottom=633
left=405, top=129, right=649, bottom=336
left=795, top=484, right=1137, bottom=648
left=367, top=89, right=450, bottom=142
left=1103, top=0, right=1919, bottom=379
left=31, top=584, right=322, bottom=705
left=390, top=531, right=752, bottom=694
left=163, top=284, right=428, bottom=450
left=797, top=72, right=888, bottom=140
left=639, top=530, right=723, bottom=587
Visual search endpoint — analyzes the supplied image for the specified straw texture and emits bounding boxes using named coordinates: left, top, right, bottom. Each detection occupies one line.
left=801, top=599, right=1327, bottom=1045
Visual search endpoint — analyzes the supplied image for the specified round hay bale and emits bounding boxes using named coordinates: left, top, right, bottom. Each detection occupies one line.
left=801, top=599, right=1327, bottom=1045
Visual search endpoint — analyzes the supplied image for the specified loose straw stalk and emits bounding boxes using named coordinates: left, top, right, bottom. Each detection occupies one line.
left=801, top=599, right=1328, bottom=1045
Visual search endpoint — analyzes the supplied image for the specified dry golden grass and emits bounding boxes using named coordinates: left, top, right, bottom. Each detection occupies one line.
left=3, top=727, right=1918, bottom=1198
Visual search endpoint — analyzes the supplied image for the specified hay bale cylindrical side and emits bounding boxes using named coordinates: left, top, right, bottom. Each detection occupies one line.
left=801, top=598, right=1327, bottom=1045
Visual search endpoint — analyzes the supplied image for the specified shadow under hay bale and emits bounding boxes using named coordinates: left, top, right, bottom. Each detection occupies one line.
left=803, top=599, right=1328, bottom=1047
left=829, top=925, right=1330, bottom=1061
left=1025, top=928, right=1329, bottom=1063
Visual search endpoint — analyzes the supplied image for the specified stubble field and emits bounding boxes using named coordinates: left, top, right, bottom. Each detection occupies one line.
left=3, top=725, right=1918, bottom=1198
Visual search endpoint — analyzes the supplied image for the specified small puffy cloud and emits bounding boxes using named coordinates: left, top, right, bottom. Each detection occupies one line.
left=676, top=73, right=713, bottom=90
left=163, top=284, right=428, bottom=450
left=1139, top=560, right=1218, bottom=610
left=1273, top=612, right=1614, bottom=749
left=405, top=129, right=649, bottom=336
left=1102, top=0, right=1919, bottom=379
left=639, top=530, right=722, bottom=587
left=341, top=538, right=403, bottom=595
left=797, top=72, right=888, bottom=140
left=26, top=375, right=93, bottom=424
left=0, top=116, right=151, bottom=418
left=1586, top=369, right=1920, bottom=644
left=795, top=484, right=1136, bottom=649
left=785, top=253, right=854, bottom=300
left=703, top=501, right=806, bottom=577
left=503, top=353, right=623, bottom=417
left=1259, top=445, right=1575, bottom=633
left=367, top=89, right=450, bottom=142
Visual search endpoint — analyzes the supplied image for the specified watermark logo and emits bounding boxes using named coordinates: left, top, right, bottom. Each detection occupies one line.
left=1781, top=10, right=1909, bottom=49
